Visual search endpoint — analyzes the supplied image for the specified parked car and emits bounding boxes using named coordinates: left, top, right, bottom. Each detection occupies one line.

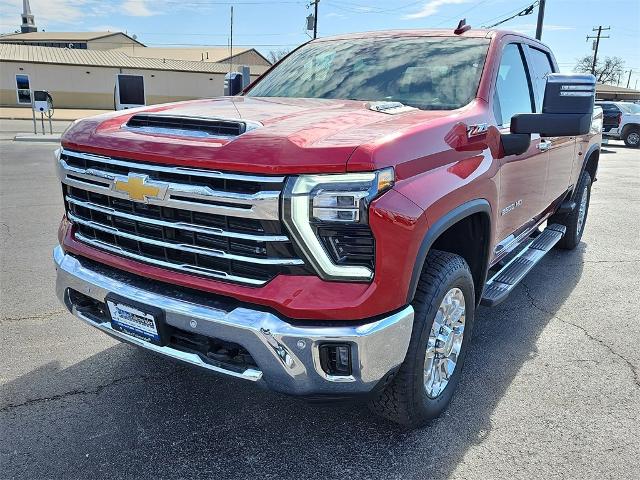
left=595, top=101, right=640, bottom=147
left=53, top=28, right=600, bottom=428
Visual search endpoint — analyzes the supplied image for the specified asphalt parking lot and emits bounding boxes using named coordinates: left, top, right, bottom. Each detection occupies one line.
left=1, top=120, right=639, bottom=480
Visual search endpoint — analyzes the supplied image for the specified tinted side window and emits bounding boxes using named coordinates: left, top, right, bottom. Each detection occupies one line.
left=597, top=103, right=620, bottom=112
left=494, top=44, right=533, bottom=126
left=527, top=47, right=554, bottom=112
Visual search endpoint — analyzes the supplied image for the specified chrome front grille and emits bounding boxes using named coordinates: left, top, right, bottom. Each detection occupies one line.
left=57, top=149, right=307, bottom=285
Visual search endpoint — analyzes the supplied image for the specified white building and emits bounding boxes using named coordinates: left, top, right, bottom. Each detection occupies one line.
left=0, top=1, right=272, bottom=109
left=0, top=44, right=269, bottom=109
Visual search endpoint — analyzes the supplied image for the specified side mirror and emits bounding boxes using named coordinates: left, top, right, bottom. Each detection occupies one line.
left=511, top=73, right=596, bottom=137
left=501, top=133, right=531, bottom=156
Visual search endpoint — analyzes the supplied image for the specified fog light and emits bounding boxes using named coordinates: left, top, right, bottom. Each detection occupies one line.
left=319, top=343, right=352, bottom=376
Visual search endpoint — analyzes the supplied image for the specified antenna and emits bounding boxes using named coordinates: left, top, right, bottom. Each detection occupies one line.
left=454, top=19, right=471, bottom=35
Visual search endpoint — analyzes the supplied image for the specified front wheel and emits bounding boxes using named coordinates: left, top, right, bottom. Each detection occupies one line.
left=369, top=250, right=475, bottom=428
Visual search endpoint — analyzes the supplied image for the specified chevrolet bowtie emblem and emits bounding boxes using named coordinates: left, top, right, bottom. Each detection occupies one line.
left=113, top=174, right=168, bottom=202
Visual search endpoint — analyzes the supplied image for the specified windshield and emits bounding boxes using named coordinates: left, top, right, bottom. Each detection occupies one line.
left=247, top=36, right=490, bottom=110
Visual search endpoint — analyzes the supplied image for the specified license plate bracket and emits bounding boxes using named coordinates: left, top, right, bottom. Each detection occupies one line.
left=106, top=294, right=167, bottom=346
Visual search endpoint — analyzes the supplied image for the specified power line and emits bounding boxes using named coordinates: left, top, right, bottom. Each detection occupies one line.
left=323, top=0, right=427, bottom=15
left=477, top=1, right=536, bottom=27
left=482, top=1, right=538, bottom=29
left=159, top=1, right=306, bottom=4
left=431, top=0, right=493, bottom=27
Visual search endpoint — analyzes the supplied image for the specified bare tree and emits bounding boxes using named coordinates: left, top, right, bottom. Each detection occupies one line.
left=574, top=55, right=625, bottom=84
left=267, top=48, right=291, bottom=64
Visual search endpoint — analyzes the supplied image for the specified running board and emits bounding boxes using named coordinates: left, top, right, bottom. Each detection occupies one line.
left=481, top=224, right=566, bottom=307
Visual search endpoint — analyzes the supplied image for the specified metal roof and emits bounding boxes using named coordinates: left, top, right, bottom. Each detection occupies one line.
left=0, top=31, right=143, bottom=44
left=112, top=46, right=256, bottom=63
left=596, top=83, right=640, bottom=94
left=0, top=43, right=270, bottom=75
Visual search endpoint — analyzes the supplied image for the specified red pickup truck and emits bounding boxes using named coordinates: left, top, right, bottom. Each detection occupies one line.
left=54, top=28, right=601, bottom=427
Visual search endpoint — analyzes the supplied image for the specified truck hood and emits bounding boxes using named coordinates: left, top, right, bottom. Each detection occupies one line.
left=61, top=96, right=450, bottom=174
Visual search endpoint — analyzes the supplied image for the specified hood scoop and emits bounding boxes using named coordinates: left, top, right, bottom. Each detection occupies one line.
left=367, top=101, right=418, bottom=115
left=125, top=114, right=261, bottom=139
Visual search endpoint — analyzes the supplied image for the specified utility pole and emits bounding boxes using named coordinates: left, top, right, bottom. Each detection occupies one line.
left=586, top=26, right=610, bottom=77
left=626, top=69, right=633, bottom=89
left=535, top=0, right=546, bottom=40
left=229, top=6, right=233, bottom=73
left=312, top=0, right=319, bottom=39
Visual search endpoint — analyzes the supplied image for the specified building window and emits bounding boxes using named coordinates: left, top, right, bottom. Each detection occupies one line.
left=15, top=74, right=31, bottom=104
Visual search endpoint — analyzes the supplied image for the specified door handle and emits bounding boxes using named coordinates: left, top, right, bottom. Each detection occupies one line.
left=537, top=140, right=552, bottom=151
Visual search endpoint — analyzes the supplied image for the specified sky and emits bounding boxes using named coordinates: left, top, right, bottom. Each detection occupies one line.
left=1, top=0, right=639, bottom=87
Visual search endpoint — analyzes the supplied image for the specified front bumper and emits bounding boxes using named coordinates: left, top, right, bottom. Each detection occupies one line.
left=54, top=246, right=414, bottom=396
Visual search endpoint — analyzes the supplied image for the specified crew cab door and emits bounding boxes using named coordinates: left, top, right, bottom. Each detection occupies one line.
left=525, top=45, right=575, bottom=206
left=493, top=43, right=546, bottom=249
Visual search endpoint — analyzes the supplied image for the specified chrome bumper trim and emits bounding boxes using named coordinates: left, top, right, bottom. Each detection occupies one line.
left=73, top=308, right=263, bottom=382
left=54, top=246, right=414, bottom=396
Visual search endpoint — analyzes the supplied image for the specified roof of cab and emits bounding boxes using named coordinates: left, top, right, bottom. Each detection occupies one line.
left=314, top=29, right=494, bottom=41
left=313, top=28, right=541, bottom=43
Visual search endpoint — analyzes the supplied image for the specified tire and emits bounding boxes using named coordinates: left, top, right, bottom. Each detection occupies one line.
left=623, top=127, right=640, bottom=148
left=369, top=250, right=475, bottom=428
left=551, top=171, right=592, bottom=250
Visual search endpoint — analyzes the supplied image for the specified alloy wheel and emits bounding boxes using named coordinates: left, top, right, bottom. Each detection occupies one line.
left=424, top=287, right=466, bottom=399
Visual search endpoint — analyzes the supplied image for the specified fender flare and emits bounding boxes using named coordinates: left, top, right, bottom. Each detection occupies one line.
left=621, top=123, right=640, bottom=137
left=578, top=142, right=601, bottom=185
left=406, top=199, right=492, bottom=304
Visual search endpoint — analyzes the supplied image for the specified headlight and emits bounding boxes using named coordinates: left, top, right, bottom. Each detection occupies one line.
left=282, top=168, right=394, bottom=281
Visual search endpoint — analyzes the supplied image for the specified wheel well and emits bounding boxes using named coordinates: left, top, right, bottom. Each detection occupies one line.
left=429, top=212, right=491, bottom=304
left=584, top=148, right=600, bottom=182
left=622, top=123, right=640, bottom=135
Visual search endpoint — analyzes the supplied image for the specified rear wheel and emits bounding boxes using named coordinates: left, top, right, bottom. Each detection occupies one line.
left=623, top=127, right=640, bottom=148
left=369, top=250, right=475, bottom=428
left=551, top=171, right=592, bottom=250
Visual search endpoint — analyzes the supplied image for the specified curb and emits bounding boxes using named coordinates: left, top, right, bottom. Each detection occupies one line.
left=1, top=116, right=72, bottom=122
left=14, top=133, right=61, bottom=143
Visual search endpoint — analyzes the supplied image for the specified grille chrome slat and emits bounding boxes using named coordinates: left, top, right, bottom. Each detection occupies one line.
left=58, top=148, right=305, bottom=286
left=58, top=157, right=280, bottom=220
left=61, top=149, right=284, bottom=183
left=74, top=233, right=266, bottom=286
left=68, top=212, right=303, bottom=266
left=65, top=196, right=289, bottom=242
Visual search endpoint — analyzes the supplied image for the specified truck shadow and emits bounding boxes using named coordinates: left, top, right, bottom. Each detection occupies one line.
left=2, top=246, right=585, bottom=479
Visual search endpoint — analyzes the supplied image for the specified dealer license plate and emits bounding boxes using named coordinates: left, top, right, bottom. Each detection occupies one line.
left=107, top=300, right=160, bottom=342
